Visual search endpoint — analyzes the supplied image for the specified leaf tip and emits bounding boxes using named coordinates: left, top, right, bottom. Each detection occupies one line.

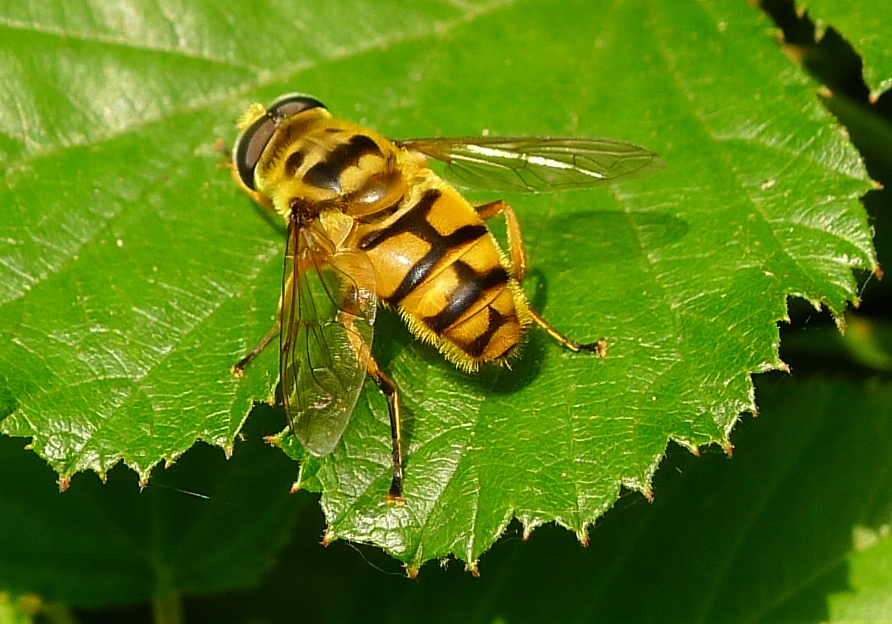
left=406, top=564, right=421, bottom=579
left=263, top=433, right=283, bottom=447
left=674, top=439, right=700, bottom=457
left=576, top=528, right=590, bottom=547
left=723, top=441, right=735, bottom=457
left=57, top=476, right=70, bottom=492
left=833, top=312, right=847, bottom=333
left=321, top=528, right=335, bottom=547
left=466, top=562, right=480, bottom=577
left=642, top=487, right=654, bottom=503
left=817, top=85, right=834, bottom=100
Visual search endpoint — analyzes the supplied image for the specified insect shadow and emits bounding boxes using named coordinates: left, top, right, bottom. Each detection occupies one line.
left=531, top=208, right=689, bottom=266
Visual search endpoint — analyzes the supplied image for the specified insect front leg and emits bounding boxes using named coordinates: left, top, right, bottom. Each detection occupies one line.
left=365, top=358, right=406, bottom=504
left=231, top=320, right=280, bottom=377
left=215, top=138, right=277, bottom=211
left=231, top=253, right=324, bottom=377
left=475, top=199, right=607, bottom=357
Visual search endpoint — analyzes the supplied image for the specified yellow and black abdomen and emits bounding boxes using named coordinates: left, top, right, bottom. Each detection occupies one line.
left=354, top=179, right=530, bottom=371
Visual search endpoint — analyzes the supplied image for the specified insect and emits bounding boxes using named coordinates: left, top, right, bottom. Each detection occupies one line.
left=228, top=94, right=660, bottom=502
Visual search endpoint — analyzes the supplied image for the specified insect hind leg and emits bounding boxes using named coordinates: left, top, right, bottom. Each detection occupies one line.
left=475, top=199, right=607, bottom=358
left=339, top=309, right=406, bottom=504
left=528, top=307, right=607, bottom=357
left=366, top=357, right=406, bottom=504
left=474, top=199, right=526, bottom=281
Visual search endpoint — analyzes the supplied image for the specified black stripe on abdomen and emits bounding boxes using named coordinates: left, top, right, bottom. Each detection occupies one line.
left=388, top=225, right=488, bottom=304
left=465, top=306, right=509, bottom=359
left=359, top=187, right=490, bottom=305
left=358, top=188, right=440, bottom=250
left=425, top=264, right=509, bottom=334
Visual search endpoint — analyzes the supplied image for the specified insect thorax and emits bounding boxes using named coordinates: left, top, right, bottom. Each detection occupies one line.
left=258, top=115, right=409, bottom=222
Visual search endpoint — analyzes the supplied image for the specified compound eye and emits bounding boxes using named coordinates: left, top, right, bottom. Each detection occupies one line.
left=269, top=94, right=326, bottom=118
left=233, top=95, right=327, bottom=191
left=233, top=113, right=278, bottom=191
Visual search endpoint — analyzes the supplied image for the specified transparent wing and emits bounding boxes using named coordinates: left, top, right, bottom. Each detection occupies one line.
left=397, top=136, right=662, bottom=193
left=279, top=221, right=377, bottom=456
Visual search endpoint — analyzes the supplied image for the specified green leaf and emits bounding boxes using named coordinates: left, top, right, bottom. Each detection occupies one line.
left=0, top=0, right=876, bottom=576
left=829, top=524, right=892, bottom=622
left=803, top=0, right=892, bottom=95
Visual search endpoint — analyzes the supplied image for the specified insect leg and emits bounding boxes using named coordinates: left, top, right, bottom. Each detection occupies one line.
left=476, top=200, right=607, bottom=357
left=337, top=302, right=405, bottom=504
left=366, top=357, right=406, bottom=504
left=527, top=307, right=607, bottom=357
left=474, top=200, right=527, bottom=281
left=215, top=139, right=276, bottom=210
left=228, top=162, right=275, bottom=210
left=232, top=252, right=325, bottom=378
left=231, top=321, right=281, bottom=377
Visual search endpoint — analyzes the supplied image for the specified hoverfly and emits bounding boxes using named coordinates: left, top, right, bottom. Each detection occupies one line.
left=228, top=94, right=661, bottom=502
